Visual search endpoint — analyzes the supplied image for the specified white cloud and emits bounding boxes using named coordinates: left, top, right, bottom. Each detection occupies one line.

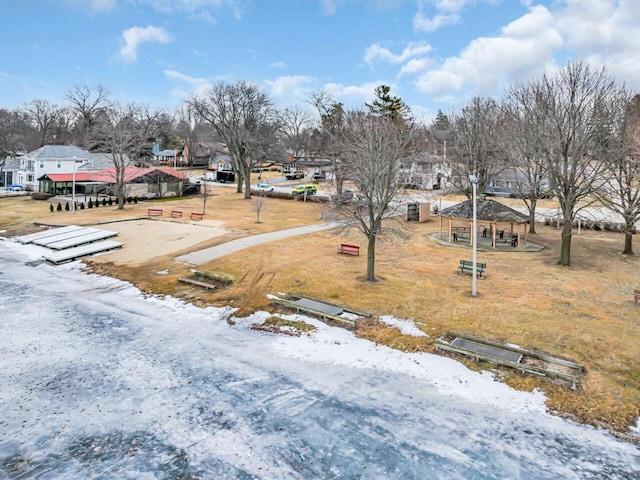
left=264, top=75, right=315, bottom=98
left=164, top=70, right=213, bottom=99
left=415, top=5, right=563, bottom=100
left=413, top=12, right=459, bottom=32
left=555, top=0, right=640, bottom=90
left=323, top=81, right=393, bottom=105
left=119, top=26, right=173, bottom=63
left=270, top=61, right=287, bottom=69
left=364, top=42, right=433, bottom=65
left=398, top=57, right=433, bottom=77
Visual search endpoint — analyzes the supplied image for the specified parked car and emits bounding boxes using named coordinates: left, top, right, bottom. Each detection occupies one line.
left=292, top=184, right=317, bottom=195
left=284, top=171, right=305, bottom=180
left=311, top=172, right=326, bottom=182
left=255, top=183, right=274, bottom=192
left=7, top=184, right=25, bottom=192
left=331, top=189, right=354, bottom=204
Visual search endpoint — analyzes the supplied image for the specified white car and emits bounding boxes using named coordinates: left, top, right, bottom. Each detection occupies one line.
left=255, top=183, right=274, bottom=192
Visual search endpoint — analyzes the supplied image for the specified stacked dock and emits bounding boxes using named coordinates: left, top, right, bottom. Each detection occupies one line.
left=15, top=225, right=122, bottom=264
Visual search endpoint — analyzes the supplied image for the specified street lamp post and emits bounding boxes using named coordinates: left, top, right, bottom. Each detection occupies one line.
left=469, top=174, right=478, bottom=297
left=72, top=156, right=77, bottom=214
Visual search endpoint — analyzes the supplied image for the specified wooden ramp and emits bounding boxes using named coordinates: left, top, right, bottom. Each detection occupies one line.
left=271, top=293, right=371, bottom=329
left=43, top=240, right=123, bottom=264
left=15, top=225, right=85, bottom=244
left=435, top=331, right=585, bottom=386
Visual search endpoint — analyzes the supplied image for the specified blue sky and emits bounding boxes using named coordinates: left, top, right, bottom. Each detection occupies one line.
left=2, top=0, right=639, bottom=123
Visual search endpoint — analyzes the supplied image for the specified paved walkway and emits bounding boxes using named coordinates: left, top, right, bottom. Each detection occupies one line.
left=176, top=222, right=342, bottom=265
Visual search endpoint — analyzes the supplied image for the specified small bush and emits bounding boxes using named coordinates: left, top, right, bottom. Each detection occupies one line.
left=65, top=202, right=70, bottom=211
left=88, top=199, right=93, bottom=209
left=108, top=198, right=113, bottom=206
left=133, top=197, right=138, bottom=204
left=80, top=202, right=85, bottom=210
left=102, top=198, right=107, bottom=206
left=49, top=204, right=54, bottom=213
left=56, top=202, right=62, bottom=211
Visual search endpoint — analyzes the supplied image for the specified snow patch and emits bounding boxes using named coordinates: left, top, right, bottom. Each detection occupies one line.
left=379, top=315, right=428, bottom=337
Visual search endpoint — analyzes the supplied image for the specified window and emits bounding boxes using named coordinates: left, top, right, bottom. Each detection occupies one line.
left=57, top=160, right=61, bottom=168
left=39, top=161, right=44, bottom=169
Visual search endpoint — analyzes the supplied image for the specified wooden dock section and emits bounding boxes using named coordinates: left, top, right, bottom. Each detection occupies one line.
left=435, top=331, right=585, bottom=386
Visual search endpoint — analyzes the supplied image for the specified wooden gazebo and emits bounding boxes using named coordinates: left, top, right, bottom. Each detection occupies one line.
left=438, top=199, right=529, bottom=248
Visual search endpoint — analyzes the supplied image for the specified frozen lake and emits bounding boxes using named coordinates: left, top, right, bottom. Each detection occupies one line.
left=0, top=239, right=639, bottom=479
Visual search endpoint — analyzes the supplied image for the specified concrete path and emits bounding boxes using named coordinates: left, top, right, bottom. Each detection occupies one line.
left=176, top=222, right=342, bottom=265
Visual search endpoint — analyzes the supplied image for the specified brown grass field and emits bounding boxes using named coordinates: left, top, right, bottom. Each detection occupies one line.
left=1, top=186, right=639, bottom=440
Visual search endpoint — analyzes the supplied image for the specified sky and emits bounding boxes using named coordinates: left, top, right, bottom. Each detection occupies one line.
left=1, top=0, right=639, bottom=123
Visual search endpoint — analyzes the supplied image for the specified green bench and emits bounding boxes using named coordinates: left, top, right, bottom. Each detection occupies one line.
left=458, top=259, right=486, bottom=278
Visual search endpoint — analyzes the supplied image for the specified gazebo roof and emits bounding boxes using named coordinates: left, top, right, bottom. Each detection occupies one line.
left=440, top=199, right=528, bottom=223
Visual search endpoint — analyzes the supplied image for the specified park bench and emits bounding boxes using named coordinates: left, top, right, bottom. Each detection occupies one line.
left=190, top=212, right=204, bottom=220
left=635, top=289, right=640, bottom=303
left=338, top=243, right=360, bottom=256
left=170, top=210, right=183, bottom=218
left=147, top=208, right=163, bottom=216
left=458, top=259, right=486, bottom=278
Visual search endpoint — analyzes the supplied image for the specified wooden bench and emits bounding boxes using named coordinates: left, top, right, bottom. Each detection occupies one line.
left=635, top=289, right=640, bottom=303
left=338, top=243, right=360, bottom=256
left=178, top=277, right=216, bottom=290
left=170, top=210, right=183, bottom=218
left=190, top=212, right=204, bottom=220
left=458, top=259, right=486, bottom=278
left=147, top=208, right=163, bottom=216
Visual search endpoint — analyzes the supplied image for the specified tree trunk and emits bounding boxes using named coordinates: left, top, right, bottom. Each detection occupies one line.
left=528, top=199, right=537, bottom=234
left=244, top=174, right=251, bottom=200
left=366, top=233, right=376, bottom=281
left=559, top=218, right=572, bottom=266
left=622, top=223, right=634, bottom=255
left=236, top=174, right=243, bottom=194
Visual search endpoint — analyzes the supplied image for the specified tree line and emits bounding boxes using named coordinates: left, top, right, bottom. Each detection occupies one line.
left=0, top=60, right=639, bottom=277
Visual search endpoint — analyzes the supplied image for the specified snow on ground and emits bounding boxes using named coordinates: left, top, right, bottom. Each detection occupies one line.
left=379, top=314, right=430, bottom=337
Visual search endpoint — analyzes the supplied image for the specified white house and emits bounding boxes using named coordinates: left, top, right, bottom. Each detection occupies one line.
left=14, top=145, right=113, bottom=192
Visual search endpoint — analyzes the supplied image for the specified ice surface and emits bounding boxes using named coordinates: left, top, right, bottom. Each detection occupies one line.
left=1, top=238, right=639, bottom=479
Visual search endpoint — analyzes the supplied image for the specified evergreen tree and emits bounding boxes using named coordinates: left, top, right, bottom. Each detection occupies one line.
left=366, top=85, right=410, bottom=123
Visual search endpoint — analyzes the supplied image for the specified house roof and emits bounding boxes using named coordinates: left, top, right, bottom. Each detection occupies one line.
left=20, top=145, right=90, bottom=160
left=37, top=167, right=186, bottom=183
left=439, top=199, right=528, bottom=223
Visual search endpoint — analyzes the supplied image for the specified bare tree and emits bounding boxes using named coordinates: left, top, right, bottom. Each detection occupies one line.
left=447, top=97, right=508, bottom=197
left=23, top=99, right=66, bottom=147
left=518, top=61, right=629, bottom=266
left=308, top=90, right=347, bottom=197
left=251, top=193, right=267, bottom=223
left=189, top=81, right=277, bottom=199
left=87, top=102, right=161, bottom=209
left=279, top=105, right=313, bottom=158
left=335, top=110, right=419, bottom=281
left=65, top=85, right=111, bottom=148
left=594, top=93, right=640, bottom=255
left=503, top=90, right=551, bottom=234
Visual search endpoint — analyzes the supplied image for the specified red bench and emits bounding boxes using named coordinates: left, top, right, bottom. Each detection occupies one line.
left=147, top=208, right=163, bottom=216
left=170, top=210, right=183, bottom=218
left=635, top=289, right=640, bottom=303
left=338, top=243, right=360, bottom=256
left=190, top=212, right=204, bottom=220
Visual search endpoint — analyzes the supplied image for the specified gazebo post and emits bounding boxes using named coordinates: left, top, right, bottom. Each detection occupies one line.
left=439, top=215, right=443, bottom=238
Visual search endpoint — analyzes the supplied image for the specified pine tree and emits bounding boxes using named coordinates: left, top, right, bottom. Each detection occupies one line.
left=366, top=85, right=410, bottom=123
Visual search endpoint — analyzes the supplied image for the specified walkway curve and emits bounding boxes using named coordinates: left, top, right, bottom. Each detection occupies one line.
left=176, top=222, right=342, bottom=265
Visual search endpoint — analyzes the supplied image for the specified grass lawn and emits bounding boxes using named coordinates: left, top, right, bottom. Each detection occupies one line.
left=1, top=189, right=639, bottom=439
